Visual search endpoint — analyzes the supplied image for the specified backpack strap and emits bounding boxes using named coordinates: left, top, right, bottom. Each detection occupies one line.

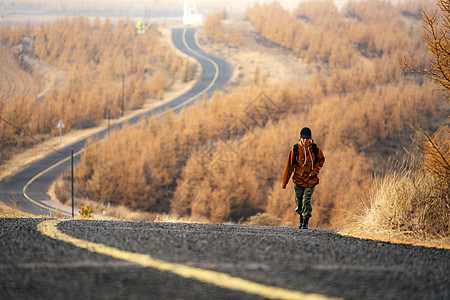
left=293, top=143, right=299, bottom=169
left=312, top=143, right=318, bottom=160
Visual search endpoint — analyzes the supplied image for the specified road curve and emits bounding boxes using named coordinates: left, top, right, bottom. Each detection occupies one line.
left=1, top=218, right=449, bottom=299
left=0, top=27, right=232, bottom=216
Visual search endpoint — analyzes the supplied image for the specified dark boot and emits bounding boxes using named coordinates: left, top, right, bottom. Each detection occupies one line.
left=302, top=217, right=309, bottom=229
left=298, top=215, right=304, bottom=228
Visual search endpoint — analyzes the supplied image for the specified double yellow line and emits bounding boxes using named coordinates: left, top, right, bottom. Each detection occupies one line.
left=170, top=27, right=220, bottom=111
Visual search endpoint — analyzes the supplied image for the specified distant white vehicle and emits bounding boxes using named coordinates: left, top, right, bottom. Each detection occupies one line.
left=183, top=0, right=203, bottom=25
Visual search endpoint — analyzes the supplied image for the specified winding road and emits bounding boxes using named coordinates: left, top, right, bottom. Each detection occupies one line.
left=0, top=28, right=449, bottom=300
left=0, top=27, right=232, bottom=216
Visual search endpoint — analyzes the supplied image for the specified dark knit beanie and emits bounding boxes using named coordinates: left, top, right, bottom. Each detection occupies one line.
left=300, top=127, right=312, bottom=139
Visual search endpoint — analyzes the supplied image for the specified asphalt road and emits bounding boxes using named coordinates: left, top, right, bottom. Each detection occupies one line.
left=0, top=27, right=232, bottom=216
left=1, top=218, right=449, bottom=299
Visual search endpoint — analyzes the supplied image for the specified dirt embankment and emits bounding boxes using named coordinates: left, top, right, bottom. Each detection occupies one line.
left=0, top=46, right=41, bottom=101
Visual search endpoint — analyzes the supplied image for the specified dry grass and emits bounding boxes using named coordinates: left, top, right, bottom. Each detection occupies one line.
left=341, top=124, right=449, bottom=250
left=340, top=159, right=449, bottom=249
left=50, top=177, right=212, bottom=223
left=0, top=196, right=212, bottom=225
left=80, top=198, right=213, bottom=224
left=244, top=212, right=284, bottom=227
left=0, top=201, right=43, bottom=218
left=87, top=199, right=212, bottom=224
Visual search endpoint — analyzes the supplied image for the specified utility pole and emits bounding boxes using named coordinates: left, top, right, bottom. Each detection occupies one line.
left=121, top=74, right=125, bottom=116
left=108, top=109, right=111, bottom=134
left=71, top=149, right=74, bottom=218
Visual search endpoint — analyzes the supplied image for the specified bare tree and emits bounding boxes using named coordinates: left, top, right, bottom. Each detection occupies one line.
left=402, top=0, right=450, bottom=115
left=402, top=0, right=449, bottom=199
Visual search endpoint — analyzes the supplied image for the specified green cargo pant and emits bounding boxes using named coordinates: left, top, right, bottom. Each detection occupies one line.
left=294, top=184, right=315, bottom=219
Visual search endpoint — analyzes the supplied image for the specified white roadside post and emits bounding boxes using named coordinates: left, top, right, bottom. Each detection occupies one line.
left=57, top=120, right=64, bottom=145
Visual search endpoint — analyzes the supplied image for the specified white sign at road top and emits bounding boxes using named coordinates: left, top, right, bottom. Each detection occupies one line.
left=57, top=120, right=64, bottom=144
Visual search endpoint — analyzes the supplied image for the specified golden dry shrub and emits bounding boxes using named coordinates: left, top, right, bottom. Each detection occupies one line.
left=78, top=204, right=94, bottom=219
left=244, top=212, right=282, bottom=227
left=346, top=158, right=449, bottom=241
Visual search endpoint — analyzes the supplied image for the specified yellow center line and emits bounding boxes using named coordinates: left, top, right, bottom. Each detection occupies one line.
left=37, top=220, right=339, bottom=300
left=169, top=27, right=220, bottom=112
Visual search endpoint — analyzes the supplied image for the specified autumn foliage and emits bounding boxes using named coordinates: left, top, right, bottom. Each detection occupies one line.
left=243, top=0, right=431, bottom=67
left=20, top=0, right=447, bottom=228
left=74, top=72, right=438, bottom=228
left=204, top=9, right=245, bottom=46
left=0, top=16, right=194, bottom=163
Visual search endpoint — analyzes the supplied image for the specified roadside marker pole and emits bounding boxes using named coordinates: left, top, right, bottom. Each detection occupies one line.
left=71, top=149, right=74, bottom=218
left=57, top=120, right=64, bottom=145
